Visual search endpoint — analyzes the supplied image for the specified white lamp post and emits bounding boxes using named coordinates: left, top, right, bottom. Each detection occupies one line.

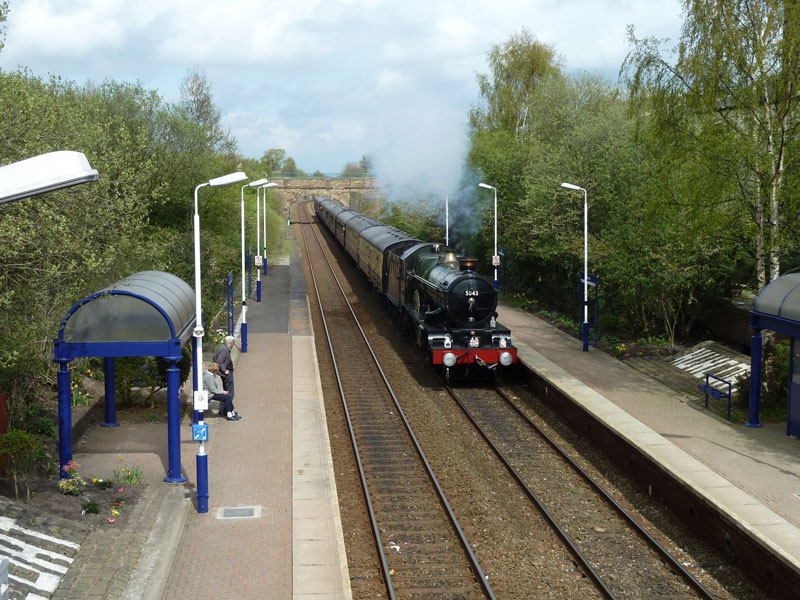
left=193, top=171, right=248, bottom=398
left=435, top=184, right=449, bottom=246
left=260, top=182, right=278, bottom=276
left=478, top=182, right=499, bottom=290
left=560, top=182, right=589, bottom=352
left=0, top=151, right=99, bottom=204
left=240, top=178, right=268, bottom=352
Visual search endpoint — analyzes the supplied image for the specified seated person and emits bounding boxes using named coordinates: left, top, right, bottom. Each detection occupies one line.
left=202, top=362, right=240, bottom=421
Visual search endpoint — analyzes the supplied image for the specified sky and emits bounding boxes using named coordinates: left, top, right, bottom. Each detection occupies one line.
left=0, top=0, right=683, bottom=190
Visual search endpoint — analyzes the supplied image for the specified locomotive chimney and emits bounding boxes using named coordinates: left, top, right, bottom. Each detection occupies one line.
left=459, top=257, right=477, bottom=271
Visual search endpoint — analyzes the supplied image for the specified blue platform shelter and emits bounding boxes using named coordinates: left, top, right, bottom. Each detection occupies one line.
left=748, top=273, right=800, bottom=436
left=53, top=271, right=195, bottom=482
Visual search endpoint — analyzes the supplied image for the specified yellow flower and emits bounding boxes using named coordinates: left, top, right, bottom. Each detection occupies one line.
left=111, top=509, right=119, bottom=517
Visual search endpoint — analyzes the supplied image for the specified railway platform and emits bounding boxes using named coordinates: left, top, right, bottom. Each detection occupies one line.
left=497, top=303, right=800, bottom=592
left=6, top=229, right=798, bottom=597
left=156, top=243, right=352, bottom=600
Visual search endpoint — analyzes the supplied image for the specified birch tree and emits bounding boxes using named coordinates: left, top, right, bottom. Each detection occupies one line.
left=623, top=0, right=800, bottom=288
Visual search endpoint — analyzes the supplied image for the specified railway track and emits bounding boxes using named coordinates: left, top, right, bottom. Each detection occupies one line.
left=296, top=201, right=494, bottom=599
left=446, top=383, right=722, bottom=600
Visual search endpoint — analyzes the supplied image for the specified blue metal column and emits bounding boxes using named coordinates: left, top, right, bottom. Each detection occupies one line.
left=56, top=361, right=72, bottom=479
left=165, top=355, right=186, bottom=483
left=101, top=357, right=119, bottom=427
left=241, top=301, right=248, bottom=353
left=196, top=445, right=209, bottom=513
left=746, top=328, right=764, bottom=428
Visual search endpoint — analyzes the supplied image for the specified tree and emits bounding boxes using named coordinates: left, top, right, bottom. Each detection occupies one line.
left=623, top=1, right=800, bottom=289
left=261, top=148, right=287, bottom=176
left=0, top=1, right=9, bottom=55
left=472, top=29, right=560, bottom=136
left=340, top=155, right=373, bottom=176
left=179, top=66, right=236, bottom=156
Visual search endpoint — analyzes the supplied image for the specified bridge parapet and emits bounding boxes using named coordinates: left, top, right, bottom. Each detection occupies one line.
left=272, top=177, right=379, bottom=215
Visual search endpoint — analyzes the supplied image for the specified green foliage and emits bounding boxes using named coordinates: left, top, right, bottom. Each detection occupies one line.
left=466, top=26, right=774, bottom=343
left=0, top=64, right=247, bottom=415
left=18, top=403, right=57, bottom=439
left=0, top=1, right=8, bottom=54
left=113, top=345, right=192, bottom=409
left=81, top=501, right=100, bottom=514
left=114, top=462, right=143, bottom=484
left=622, top=1, right=800, bottom=288
left=0, top=429, right=45, bottom=502
left=341, top=155, right=373, bottom=175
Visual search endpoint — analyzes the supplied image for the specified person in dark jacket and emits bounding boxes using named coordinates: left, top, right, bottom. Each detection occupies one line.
left=212, top=335, right=236, bottom=400
left=202, top=362, right=240, bottom=421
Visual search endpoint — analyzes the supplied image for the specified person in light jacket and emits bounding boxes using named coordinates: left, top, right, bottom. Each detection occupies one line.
left=202, top=362, right=240, bottom=421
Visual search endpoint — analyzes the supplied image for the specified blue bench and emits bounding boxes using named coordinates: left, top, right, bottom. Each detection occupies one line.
left=698, top=373, right=733, bottom=420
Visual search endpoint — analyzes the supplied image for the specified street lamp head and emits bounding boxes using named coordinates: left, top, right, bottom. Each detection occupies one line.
left=208, top=171, right=248, bottom=187
left=261, top=182, right=279, bottom=189
left=0, top=151, right=99, bottom=204
left=248, top=178, right=268, bottom=187
left=478, top=182, right=495, bottom=191
left=560, top=182, right=582, bottom=191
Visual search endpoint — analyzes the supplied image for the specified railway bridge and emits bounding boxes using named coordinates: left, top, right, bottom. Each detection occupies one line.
left=273, top=176, right=378, bottom=219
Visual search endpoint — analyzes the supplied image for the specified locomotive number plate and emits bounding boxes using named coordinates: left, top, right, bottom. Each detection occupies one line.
left=464, top=290, right=479, bottom=297
left=469, top=336, right=480, bottom=348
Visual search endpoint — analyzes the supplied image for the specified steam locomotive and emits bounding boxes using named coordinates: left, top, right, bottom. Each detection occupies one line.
left=313, top=197, right=517, bottom=381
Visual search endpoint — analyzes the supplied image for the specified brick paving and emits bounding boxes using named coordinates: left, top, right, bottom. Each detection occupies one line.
left=162, top=332, right=293, bottom=600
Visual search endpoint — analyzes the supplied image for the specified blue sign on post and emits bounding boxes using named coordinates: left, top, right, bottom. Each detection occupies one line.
left=192, top=423, right=209, bottom=442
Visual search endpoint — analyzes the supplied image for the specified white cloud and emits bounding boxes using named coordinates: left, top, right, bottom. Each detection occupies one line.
left=0, top=0, right=683, bottom=172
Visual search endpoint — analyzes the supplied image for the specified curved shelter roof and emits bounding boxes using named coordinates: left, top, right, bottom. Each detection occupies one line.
left=751, top=273, right=800, bottom=336
left=54, top=270, right=195, bottom=361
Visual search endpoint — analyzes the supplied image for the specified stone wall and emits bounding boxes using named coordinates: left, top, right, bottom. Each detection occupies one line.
left=274, top=177, right=380, bottom=219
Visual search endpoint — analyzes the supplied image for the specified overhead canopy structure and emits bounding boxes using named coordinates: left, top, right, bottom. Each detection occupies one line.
left=54, top=271, right=195, bottom=483
left=748, top=273, right=800, bottom=435
left=55, top=271, right=195, bottom=360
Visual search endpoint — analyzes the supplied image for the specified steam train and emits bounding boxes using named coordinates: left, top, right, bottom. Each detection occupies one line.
left=313, top=197, right=517, bottom=381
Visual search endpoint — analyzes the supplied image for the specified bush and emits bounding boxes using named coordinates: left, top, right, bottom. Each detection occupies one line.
left=114, top=344, right=193, bottom=408
left=0, top=429, right=45, bottom=503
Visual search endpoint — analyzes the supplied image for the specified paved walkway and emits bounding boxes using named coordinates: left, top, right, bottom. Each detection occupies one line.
left=160, top=247, right=351, bottom=599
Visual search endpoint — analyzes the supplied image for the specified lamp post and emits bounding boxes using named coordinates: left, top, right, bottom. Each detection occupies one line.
left=560, top=181, right=589, bottom=352
left=477, top=182, right=499, bottom=290
left=240, top=179, right=268, bottom=353
left=0, top=151, right=99, bottom=482
left=260, top=182, right=278, bottom=277
left=193, top=171, right=248, bottom=397
left=0, top=151, right=99, bottom=203
left=192, top=171, right=247, bottom=512
left=435, top=184, right=449, bottom=246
